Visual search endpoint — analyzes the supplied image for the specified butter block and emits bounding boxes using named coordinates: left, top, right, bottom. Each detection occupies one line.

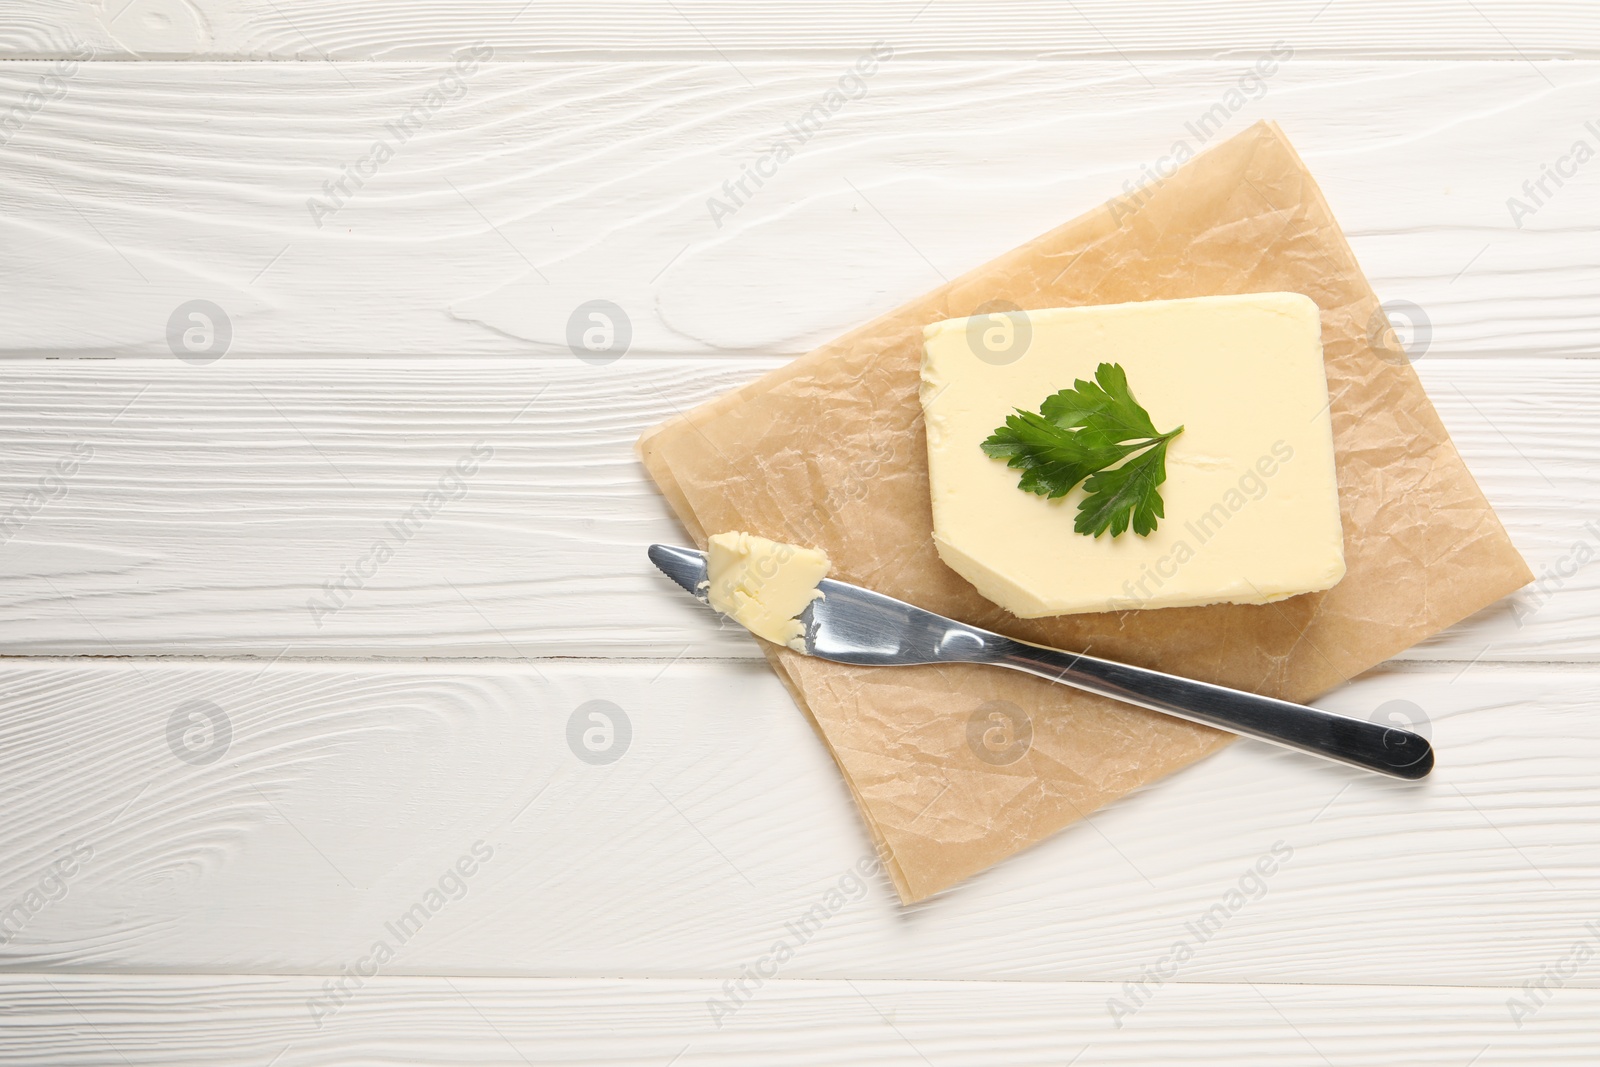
left=920, top=292, right=1344, bottom=617
left=705, top=532, right=830, bottom=649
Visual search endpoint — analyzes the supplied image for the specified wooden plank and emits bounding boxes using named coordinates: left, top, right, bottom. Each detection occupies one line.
left=2, top=973, right=1597, bottom=1065
left=0, top=61, right=1593, bottom=358
left=2, top=1, right=1597, bottom=60
left=0, top=357, right=1576, bottom=659
left=1, top=658, right=1596, bottom=985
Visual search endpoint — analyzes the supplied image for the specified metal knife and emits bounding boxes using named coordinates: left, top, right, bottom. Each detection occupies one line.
left=649, top=544, right=1432, bottom=780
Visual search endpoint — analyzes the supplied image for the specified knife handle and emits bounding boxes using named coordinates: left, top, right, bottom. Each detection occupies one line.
left=991, top=639, right=1432, bottom=780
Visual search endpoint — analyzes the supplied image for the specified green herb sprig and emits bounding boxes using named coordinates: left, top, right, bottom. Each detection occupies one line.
left=981, top=362, right=1183, bottom=538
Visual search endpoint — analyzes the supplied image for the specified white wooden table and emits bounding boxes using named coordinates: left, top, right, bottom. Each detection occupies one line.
left=2, top=3, right=1598, bottom=1062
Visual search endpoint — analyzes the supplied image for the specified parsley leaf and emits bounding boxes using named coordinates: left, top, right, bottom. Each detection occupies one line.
left=981, top=362, right=1183, bottom=538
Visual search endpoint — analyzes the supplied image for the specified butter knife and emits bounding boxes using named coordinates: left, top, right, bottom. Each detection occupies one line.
left=649, top=544, right=1432, bottom=780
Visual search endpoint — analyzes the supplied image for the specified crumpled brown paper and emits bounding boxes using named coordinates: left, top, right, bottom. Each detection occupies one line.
left=637, top=122, right=1532, bottom=904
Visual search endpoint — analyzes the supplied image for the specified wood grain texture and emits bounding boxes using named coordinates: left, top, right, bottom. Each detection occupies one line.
left=0, top=18, right=1595, bottom=1057
left=0, top=61, right=1593, bottom=358
left=1, top=658, right=1595, bottom=986
left=2, top=973, right=1597, bottom=1066
left=0, top=357, right=1574, bottom=659
left=2, top=0, right=1598, bottom=60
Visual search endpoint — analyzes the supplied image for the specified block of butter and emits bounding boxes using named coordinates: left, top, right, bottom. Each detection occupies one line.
left=920, top=292, right=1345, bottom=617
left=704, top=531, right=830, bottom=649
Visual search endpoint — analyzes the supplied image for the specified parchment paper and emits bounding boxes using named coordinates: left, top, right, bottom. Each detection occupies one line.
left=637, top=122, right=1532, bottom=904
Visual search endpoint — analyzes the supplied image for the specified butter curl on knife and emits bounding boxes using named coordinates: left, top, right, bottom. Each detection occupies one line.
left=700, top=531, right=830, bottom=651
